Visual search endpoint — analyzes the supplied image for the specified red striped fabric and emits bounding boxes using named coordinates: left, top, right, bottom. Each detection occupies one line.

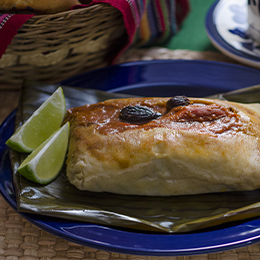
left=0, top=0, right=189, bottom=61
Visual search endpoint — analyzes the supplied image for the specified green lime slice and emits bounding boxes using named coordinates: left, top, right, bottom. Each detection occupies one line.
left=17, top=122, right=70, bottom=184
left=6, top=87, right=66, bottom=153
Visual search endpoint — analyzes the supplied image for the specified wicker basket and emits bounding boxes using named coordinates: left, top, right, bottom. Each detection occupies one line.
left=0, top=4, right=127, bottom=85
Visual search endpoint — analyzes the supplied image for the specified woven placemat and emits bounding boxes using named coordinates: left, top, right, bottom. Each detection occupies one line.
left=116, top=47, right=238, bottom=65
left=1, top=48, right=259, bottom=260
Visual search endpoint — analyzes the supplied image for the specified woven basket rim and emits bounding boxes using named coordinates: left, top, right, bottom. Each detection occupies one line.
left=31, top=3, right=108, bottom=18
left=4, top=3, right=111, bottom=24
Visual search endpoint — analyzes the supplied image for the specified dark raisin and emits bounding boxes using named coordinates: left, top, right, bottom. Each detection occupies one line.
left=166, top=96, right=190, bottom=110
left=119, top=105, right=161, bottom=123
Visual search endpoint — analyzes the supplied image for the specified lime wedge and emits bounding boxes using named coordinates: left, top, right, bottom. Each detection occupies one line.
left=6, top=87, right=66, bottom=153
left=17, top=122, right=70, bottom=184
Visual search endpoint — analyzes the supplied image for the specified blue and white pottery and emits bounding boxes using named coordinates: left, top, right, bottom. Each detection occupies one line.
left=248, top=0, right=260, bottom=44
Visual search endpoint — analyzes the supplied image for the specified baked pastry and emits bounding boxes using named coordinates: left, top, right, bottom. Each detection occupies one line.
left=64, top=96, right=260, bottom=196
left=0, top=0, right=80, bottom=14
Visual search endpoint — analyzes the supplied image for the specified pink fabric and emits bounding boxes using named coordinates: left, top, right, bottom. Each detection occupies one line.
left=0, top=14, right=33, bottom=59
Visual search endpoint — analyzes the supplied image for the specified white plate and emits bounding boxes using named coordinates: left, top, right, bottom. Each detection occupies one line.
left=206, top=0, right=260, bottom=69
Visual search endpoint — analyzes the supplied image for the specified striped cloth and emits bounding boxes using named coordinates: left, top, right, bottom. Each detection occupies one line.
left=0, top=0, right=189, bottom=60
left=134, top=0, right=190, bottom=46
left=89, top=0, right=189, bottom=47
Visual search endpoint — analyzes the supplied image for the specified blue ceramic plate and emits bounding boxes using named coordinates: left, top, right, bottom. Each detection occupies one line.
left=205, top=0, right=260, bottom=69
left=2, top=60, right=260, bottom=256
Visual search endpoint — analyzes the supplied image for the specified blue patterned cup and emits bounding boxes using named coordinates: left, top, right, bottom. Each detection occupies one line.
left=248, top=0, right=260, bottom=44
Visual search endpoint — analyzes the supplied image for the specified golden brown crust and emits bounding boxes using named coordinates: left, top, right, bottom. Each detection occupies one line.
left=65, top=97, right=260, bottom=196
left=0, top=0, right=80, bottom=14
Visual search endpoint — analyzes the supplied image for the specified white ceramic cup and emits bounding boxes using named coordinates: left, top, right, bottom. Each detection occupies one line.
left=248, top=0, right=260, bottom=44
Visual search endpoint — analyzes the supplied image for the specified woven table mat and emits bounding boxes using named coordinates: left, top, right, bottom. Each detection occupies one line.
left=116, top=47, right=238, bottom=65
left=1, top=48, right=259, bottom=260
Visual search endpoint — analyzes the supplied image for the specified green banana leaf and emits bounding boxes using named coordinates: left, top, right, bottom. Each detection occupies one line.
left=10, top=80, right=260, bottom=233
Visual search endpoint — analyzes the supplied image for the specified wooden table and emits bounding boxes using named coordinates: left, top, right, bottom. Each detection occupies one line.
left=0, top=47, right=259, bottom=260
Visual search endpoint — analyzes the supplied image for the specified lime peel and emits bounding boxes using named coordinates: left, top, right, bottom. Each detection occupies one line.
left=17, top=122, right=70, bottom=184
left=6, top=87, right=66, bottom=153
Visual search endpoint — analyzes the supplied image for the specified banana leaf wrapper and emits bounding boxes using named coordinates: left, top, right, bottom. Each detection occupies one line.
left=10, top=80, right=260, bottom=233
